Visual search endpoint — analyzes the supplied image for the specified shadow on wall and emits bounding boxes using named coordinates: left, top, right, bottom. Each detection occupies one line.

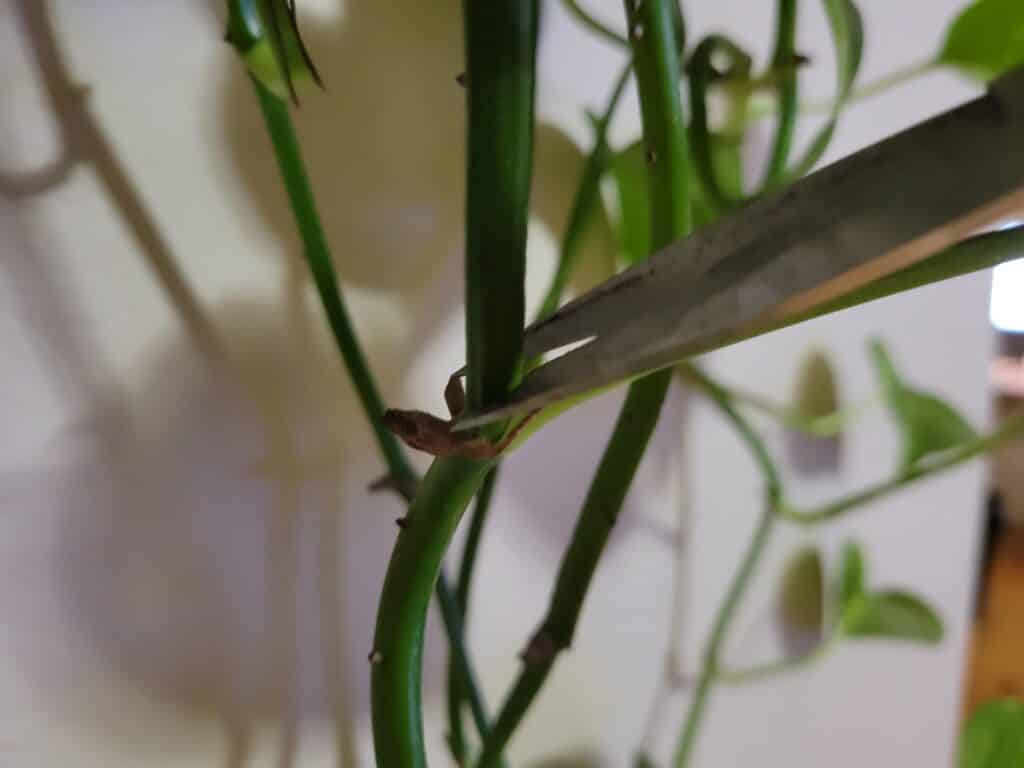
left=1, top=0, right=635, bottom=765
left=55, top=294, right=400, bottom=767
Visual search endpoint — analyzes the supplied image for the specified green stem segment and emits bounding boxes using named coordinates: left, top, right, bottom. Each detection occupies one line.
left=562, top=0, right=629, bottom=48
left=475, top=371, right=674, bottom=767
left=670, top=366, right=783, bottom=767
left=760, top=0, right=799, bottom=189
left=249, top=63, right=495, bottom=767
left=447, top=62, right=633, bottom=757
left=251, top=80, right=417, bottom=493
left=476, top=2, right=692, bottom=762
left=374, top=1, right=540, bottom=764
left=672, top=504, right=777, bottom=768
left=464, top=0, right=541, bottom=413
left=372, top=458, right=495, bottom=768
left=447, top=467, right=500, bottom=764
left=783, top=412, right=1024, bottom=525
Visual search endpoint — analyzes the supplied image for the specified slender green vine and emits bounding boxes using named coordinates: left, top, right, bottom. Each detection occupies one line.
left=251, top=78, right=417, bottom=495
left=475, top=1, right=692, bottom=762
left=372, top=1, right=540, bottom=765
left=760, top=0, right=800, bottom=188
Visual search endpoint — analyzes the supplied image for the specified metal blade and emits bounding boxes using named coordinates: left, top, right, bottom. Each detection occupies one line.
left=458, top=66, right=1024, bottom=430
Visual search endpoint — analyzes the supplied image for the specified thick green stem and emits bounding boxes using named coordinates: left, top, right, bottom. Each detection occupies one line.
left=373, top=1, right=540, bottom=764
left=372, top=457, right=494, bottom=768
left=464, top=0, right=540, bottom=412
left=446, top=63, right=633, bottom=756
left=252, top=79, right=416, bottom=493
left=475, top=2, right=691, bottom=762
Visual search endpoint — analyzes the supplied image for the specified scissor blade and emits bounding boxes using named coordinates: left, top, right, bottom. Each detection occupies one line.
left=458, top=67, right=1024, bottom=430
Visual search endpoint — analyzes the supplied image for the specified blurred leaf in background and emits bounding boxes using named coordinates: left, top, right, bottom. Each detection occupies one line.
left=959, top=698, right=1024, bottom=767
left=939, top=0, right=1024, bottom=81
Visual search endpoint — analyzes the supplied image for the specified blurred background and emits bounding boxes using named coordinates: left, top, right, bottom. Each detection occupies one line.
left=1, top=0, right=1021, bottom=765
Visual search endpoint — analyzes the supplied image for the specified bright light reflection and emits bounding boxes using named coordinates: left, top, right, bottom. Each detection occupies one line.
left=990, top=257, right=1024, bottom=333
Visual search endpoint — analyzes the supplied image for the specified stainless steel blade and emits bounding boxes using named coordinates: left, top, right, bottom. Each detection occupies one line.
left=459, top=67, right=1024, bottom=429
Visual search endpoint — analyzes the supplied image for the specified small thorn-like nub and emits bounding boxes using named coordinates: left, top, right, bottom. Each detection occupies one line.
left=395, top=517, right=411, bottom=529
left=520, top=631, right=560, bottom=664
left=368, top=650, right=383, bottom=664
left=631, top=23, right=644, bottom=40
left=455, top=72, right=467, bottom=87
left=644, top=147, right=657, bottom=165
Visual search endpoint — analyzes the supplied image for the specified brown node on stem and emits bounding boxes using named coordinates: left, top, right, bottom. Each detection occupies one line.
left=519, top=630, right=563, bottom=665
left=455, top=72, right=467, bottom=87
left=368, top=650, right=383, bottom=664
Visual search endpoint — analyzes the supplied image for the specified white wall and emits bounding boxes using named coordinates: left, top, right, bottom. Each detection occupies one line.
left=0, top=0, right=995, bottom=766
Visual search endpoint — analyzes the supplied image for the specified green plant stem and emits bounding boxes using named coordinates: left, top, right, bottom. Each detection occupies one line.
left=716, top=631, right=838, bottom=685
left=372, top=458, right=494, bottom=768
left=437, top=561, right=495, bottom=759
left=464, top=0, right=540, bottom=413
left=562, top=0, right=629, bottom=48
left=673, top=504, right=776, bottom=768
left=723, top=386, right=869, bottom=436
left=749, top=59, right=937, bottom=119
left=668, top=365, right=782, bottom=767
left=373, top=1, right=539, bottom=763
left=687, top=35, right=752, bottom=213
left=446, top=466, right=499, bottom=764
left=251, top=78, right=417, bottom=493
left=679, top=365, right=781, bottom=489
left=475, top=2, right=691, bottom=762
left=446, top=62, right=632, bottom=756
left=760, top=0, right=799, bottom=188
left=782, top=412, right=1024, bottom=525
left=250, top=73, right=495, bottom=766
left=534, top=62, right=632, bottom=325
left=476, top=372, right=675, bottom=768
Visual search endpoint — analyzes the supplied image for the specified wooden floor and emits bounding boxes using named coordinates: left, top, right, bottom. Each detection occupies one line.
left=963, top=527, right=1024, bottom=714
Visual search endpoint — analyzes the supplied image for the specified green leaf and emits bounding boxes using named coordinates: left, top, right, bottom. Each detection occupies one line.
left=959, top=698, right=1024, bottom=768
left=843, top=590, right=944, bottom=644
left=608, top=131, right=740, bottom=263
left=226, top=0, right=322, bottom=103
left=792, top=348, right=839, bottom=421
left=789, top=0, right=863, bottom=177
left=870, top=340, right=977, bottom=470
left=939, top=0, right=1024, bottom=81
left=836, top=540, right=866, bottom=610
left=693, top=133, right=743, bottom=228
left=779, top=546, right=825, bottom=635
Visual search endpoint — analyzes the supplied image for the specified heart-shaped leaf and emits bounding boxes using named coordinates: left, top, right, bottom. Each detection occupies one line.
left=870, top=340, right=976, bottom=471
left=842, top=590, right=944, bottom=644
left=793, top=349, right=840, bottom=421
left=959, top=698, right=1024, bottom=768
left=939, top=0, right=1024, bottom=81
left=778, top=546, right=826, bottom=654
